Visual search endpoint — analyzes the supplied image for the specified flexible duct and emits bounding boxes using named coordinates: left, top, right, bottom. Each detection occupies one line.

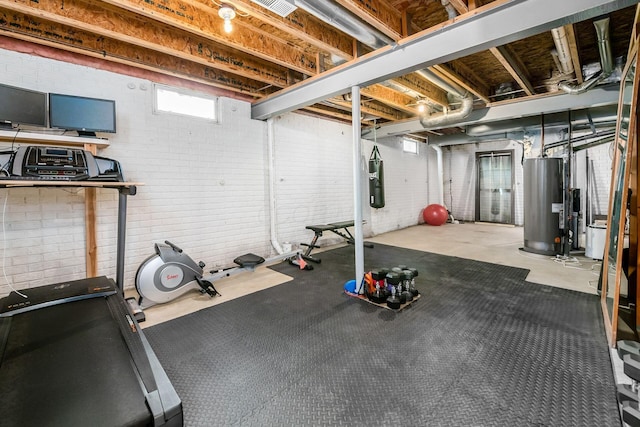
left=420, top=92, right=473, bottom=129
left=416, top=69, right=466, bottom=97
left=559, top=17, right=613, bottom=94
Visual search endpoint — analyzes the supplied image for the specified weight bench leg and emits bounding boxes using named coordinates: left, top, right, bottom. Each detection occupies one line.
left=300, top=233, right=322, bottom=263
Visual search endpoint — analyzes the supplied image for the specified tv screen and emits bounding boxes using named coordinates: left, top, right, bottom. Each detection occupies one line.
left=0, top=84, right=47, bottom=128
left=49, top=93, right=116, bottom=136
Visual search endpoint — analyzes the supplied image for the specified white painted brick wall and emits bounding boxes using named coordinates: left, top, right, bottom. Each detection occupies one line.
left=0, top=48, right=616, bottom=297
left=365, top=137, right=430, bottom=235
left=0, top=48, right=433, bottom=296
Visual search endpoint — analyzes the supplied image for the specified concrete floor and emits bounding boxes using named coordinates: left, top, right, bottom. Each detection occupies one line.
left=137, top=222, right=603, bottom=328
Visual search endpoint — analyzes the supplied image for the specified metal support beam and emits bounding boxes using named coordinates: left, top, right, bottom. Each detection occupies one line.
left=352, top=86, right=365, bottom=294
left=252, top=0, right=636, bottom=120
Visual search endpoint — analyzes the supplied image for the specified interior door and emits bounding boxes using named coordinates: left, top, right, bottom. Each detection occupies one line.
left=476, top=151, right=514, bottom=224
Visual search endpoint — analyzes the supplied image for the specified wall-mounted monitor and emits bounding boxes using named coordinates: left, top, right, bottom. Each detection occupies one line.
left=49, top=93, right=116, bottom=137
left=0, top=84, right=47, bottom=129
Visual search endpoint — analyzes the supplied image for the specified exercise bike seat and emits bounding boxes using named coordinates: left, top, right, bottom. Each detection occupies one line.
left=234, top=253, right=265, bottom=268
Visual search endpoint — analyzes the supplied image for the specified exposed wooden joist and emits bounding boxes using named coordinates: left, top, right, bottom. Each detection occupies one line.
left=336, top=0, right=403, bottom=41
left=330, top=98, right=410, bottom=121
left=362, top=84, right=419, bottom=115
left=302, top=105, right=359, bottom=123
left=431, top=63, right=491, bottom=104
left=252, top=0, right=637, bottom=120
left=490, top=46, right=535, bottom=96
left=392, top=75, right=449, bottom=107
left=216, top=0, right=354, bottom=61
left=92, top=0, right=317, bottom=75
left=564, top=24, right=584, bottom=84
left=447, top=0, right=469, bottom=15
left=0, top=11, right=274, bottom=95
left=0, top=0, right=294, bottom=88
left=0, top=35, right=255, bottom=101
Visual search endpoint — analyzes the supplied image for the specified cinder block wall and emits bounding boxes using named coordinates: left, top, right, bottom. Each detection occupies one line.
left=0, top=49, right=431, bottom=295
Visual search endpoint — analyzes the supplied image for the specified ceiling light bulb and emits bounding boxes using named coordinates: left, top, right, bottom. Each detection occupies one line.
left=223, top=18, right=233, bottom=33
left=417, top=102, right=426, bottom=114
left=218, top=4, right=236, bottom=34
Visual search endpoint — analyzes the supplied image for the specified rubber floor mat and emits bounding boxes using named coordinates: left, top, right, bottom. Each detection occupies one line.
left=144, top=243, right=620, bottom=426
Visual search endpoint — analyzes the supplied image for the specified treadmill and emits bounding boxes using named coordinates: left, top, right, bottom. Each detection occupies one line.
left=0, top=276, right=182, bottom=426
left=0, top=177, right=182, bottom=426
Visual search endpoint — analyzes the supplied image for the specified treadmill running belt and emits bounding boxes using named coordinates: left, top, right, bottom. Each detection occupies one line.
left=0, top=298, right=151, bottom=427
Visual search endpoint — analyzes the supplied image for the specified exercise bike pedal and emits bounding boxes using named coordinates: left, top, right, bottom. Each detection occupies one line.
left=195, top=277, right=220, bottom=297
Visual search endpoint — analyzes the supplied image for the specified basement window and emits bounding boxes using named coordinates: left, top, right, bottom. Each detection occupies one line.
left=403, top=138, right=419, bottom=154
left=154, top=85, right=218, bottom=121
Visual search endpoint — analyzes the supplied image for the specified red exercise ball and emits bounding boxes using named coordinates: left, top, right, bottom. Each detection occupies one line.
left=423, top=204, right=448, bottom=226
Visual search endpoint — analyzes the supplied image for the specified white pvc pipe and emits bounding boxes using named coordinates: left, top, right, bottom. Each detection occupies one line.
left=431, top=145, right=445, bottom=206
left=352, top=86, right=364, bottom=293
left=267, top=118, right=284, bottom=255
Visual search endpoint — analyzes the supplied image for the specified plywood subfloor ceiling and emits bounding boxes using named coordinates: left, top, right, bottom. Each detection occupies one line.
left=0, top=0, right=637, bottom=138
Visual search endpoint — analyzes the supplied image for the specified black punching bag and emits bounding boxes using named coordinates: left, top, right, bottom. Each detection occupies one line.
left=369, top=146, right=385, bottom=208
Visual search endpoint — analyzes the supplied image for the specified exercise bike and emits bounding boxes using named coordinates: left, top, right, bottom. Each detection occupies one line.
left=134, top=240, right=305, bottom=312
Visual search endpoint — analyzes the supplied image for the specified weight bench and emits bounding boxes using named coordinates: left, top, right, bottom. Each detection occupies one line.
left=301, top=220, right=373, bottom=263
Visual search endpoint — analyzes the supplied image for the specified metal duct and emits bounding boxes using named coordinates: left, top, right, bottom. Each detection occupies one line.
left=465, top=104, right=617, bottom=136
left=551, top=27, right=574, bottom=75
left=415, top=69, right=466, bottom=97
left=294, top=0, right=395, bottom=49
left=559, top=17, right=613, bottom=94
left=419, top=92, right=473, bottom=129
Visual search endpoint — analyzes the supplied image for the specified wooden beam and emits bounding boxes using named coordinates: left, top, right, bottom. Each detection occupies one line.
left=302, top=105, right=355, bottom=123
left=362, top=84, right=420, bottom=115
left=83, top=143, right=98, bottom=278
left=431, top=63, right=491, bottom=104
left=330, top=98, right=410, bottom=122
left=0, top=15, right=275, bottom=96
left=336, top=0, right=403, bottom=41
left=490, top=45, right=535, bottom=96
left=392, top=74, right=449, bottom=108
left=0, top=1, right=295, bottom=88
left=448, top=0, right=469, bottom=15
left=211, top=0, right=354, bottom=61
left=564, top=24, right=584, bottom=84
left=37, top=0, right=319, bottom=75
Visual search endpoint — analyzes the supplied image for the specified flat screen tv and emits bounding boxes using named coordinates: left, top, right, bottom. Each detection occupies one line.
left=49, top=93, right=116, bottom=137
left=0, top=84, right=47, bottom=128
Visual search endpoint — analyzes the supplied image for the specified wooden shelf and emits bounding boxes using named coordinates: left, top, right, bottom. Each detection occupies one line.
left=0, top=130, right=110, bottom=147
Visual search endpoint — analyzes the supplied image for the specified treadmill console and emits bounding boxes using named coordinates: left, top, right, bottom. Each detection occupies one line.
left=0, top=145, right=124, bottom=181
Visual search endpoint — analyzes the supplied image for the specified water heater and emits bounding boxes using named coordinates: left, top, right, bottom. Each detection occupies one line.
left=523, top=158, right=563, bottom=255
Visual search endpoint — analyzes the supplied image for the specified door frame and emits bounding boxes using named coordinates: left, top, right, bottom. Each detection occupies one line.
left=475, top=149, right=515, bottom=224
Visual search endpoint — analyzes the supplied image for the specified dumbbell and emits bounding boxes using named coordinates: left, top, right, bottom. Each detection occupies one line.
left=385, top=271, right=402, bottom=309
left=401, top=270, right=414, bottom=302
left=368, top=269, right=387, bottom=304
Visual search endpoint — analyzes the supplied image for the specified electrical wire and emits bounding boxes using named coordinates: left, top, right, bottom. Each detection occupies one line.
left=551, top=254, right=601, bottom=275
left=2, top=192, right=27, bottom=298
